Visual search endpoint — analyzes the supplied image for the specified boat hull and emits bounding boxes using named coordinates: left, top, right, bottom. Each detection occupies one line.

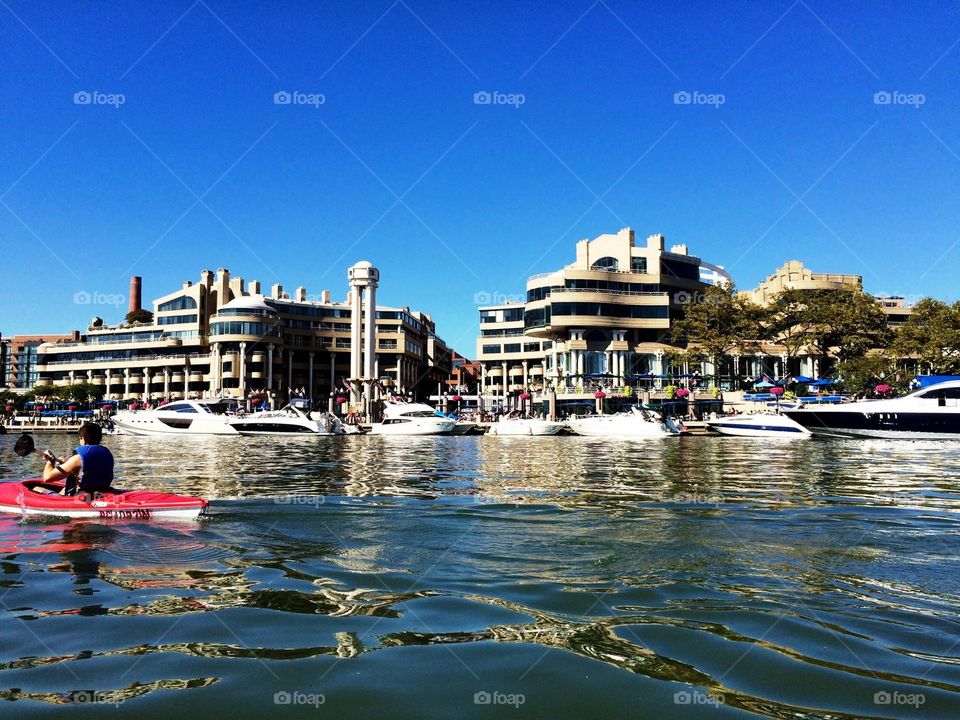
left=783, top=409, right=960, bottom=440
left=487, top=420, right=565, bottom=436
left=112, top=412, right=237, bottom=436
left=707, top=415, right=809, bottom=438
left=0, top=479, right=208, bottom=520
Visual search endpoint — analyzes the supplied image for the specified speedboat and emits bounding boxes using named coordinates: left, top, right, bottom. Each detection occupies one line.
left=707, top=406, right=810, bottom=437
left=227, top=404, right=345, bottom=435
left=370, top=402, right=456, bottom=436
left=0, top=478, right=208, bottom=519
left=448, top=417, right=477, bottom=435
left=783, top=380, right=960, bottom=439
left=487, top=414, right=565, bottom=436
left=112, top=398, right=240, bottom=436
left=566, top=406, right=681, bottom=438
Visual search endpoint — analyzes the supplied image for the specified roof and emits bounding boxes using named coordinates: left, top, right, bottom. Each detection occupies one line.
left=220, top=295, right=276, bottom=313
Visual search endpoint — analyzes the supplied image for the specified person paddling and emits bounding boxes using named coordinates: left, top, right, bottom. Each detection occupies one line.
left=42, top=422, right=114, bottom=497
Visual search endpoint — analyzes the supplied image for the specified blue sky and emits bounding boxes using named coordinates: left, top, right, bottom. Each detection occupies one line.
left=1, top=0, right=958, bottom=355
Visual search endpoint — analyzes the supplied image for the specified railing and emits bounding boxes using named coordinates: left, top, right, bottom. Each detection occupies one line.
left=40, top=352, right=212, bottom=367
left=536, top=288, right=668, bottom=298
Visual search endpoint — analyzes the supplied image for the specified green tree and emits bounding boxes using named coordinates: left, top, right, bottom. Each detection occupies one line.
left=836, top=352, right=903, bottom=395
left=126, top=308, right=154, bottom=324
left=889, top=298, right=960, bottom=374
left=670, top=283, right=765, bottom=384
left=769, top=287, right=889, bottom=376
left=767, top=288, right=820, bottom=366
left=55, top=382, right=104, bottom=405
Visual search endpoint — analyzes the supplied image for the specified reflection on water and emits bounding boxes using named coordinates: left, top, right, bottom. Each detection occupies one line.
left=0, top=435, right=958, bottom=717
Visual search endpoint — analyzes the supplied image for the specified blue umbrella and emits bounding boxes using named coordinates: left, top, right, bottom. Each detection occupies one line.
left=793, top=375, right=815, bottom=383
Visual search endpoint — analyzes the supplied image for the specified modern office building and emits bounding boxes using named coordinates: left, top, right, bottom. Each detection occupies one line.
left=2, top=332, right=81, bottom=389
left=35, top=264, right=452, bottom=408
left=476, top=227, right=728, bottom=396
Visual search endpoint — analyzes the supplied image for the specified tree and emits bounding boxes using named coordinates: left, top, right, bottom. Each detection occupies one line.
left=768, top=287, right=889, bottom=376
left=126, top=308, right=154, bottom=324
left=836, top=352, right=904, bottom=395
left=55, top=382, right=104, bottom=405
left=889, top=298, right=960, bottom=375
left=670, top=283, right=765, bottom=384
left=767, top=288, right=820, bottom=367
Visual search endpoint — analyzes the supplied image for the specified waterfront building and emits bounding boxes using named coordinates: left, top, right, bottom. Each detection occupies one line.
left=2, top=332, right=81, bottom=390
left=35, top=265, right=452, bottom=407
left=476, top=227, right=730, bottom=398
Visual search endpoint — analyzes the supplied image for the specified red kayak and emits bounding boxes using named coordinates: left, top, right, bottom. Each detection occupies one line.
left=0, top=479, right=208, bottom=520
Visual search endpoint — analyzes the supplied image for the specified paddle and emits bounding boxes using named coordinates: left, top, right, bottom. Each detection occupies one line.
left=14, top=433, right=78, bottom=491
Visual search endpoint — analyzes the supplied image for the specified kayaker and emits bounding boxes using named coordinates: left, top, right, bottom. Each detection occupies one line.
left=42, top=422, right=114, bottom=496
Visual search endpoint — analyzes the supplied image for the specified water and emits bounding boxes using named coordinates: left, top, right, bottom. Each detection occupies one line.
left=1, top=434, right=958, bottom=719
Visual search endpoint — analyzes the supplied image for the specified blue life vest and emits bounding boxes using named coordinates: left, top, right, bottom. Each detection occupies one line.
left=74, top=445, right=114, bottom=491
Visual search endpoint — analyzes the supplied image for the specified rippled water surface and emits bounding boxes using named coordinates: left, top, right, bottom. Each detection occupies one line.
left=1, top=434, right=959, bottom=718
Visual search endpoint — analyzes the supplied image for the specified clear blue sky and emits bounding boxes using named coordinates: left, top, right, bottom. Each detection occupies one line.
left=2, top=0, right=958, bottom=355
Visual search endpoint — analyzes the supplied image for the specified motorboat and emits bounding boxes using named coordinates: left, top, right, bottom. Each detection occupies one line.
left=783, top=380, right=960, bottom=439
left=370, top=402, right=457, bottom=436
left=566, top=406, right=681, bottom=437
left=706, top=405, right=810, bottom=438
left=111, top=398, right=241, bottom=436
left=448, top=417, right=477, bottom=435
left=487, top=414, right=565, bottom=436
left=227, top=404, right=346, bottom=435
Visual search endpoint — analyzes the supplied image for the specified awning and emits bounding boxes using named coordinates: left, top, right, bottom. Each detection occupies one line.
left=793, top=375, right=815, bottom=383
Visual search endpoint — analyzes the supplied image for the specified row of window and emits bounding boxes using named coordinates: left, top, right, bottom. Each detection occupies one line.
left=481, top=341, right=546, bottom=355
left=157, top=314, right=199, bottom=325
left=480, top=328, right=525, bottom=338
left=480, top=308, right=524, bottom=324
left=588, top=256, right=648, bottom=273
left=525, top=303, right=670, bottom=328
left=209, top=322, right=283, bottom=337
left=265, top=304, right=425, bottom=334
left=527, top=280, right=671, bottom=302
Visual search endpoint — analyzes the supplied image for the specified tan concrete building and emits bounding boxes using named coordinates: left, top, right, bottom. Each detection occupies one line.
left=477, top=227, right=730, bottom=400
left=739, top=260, right=861, bottom=306
left=35, top=266, right=452, bottom=406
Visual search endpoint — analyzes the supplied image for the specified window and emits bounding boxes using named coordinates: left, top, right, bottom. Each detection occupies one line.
left=157, top=314, right=198, bottom=325
left=591, top=256, right=619, bottom=271
left=482, top=344, right=501, bottom=354
left=502, top=308, right=524, bottom=322
left=379, top=339, right=398, bottom=349
left=157, top=296, right=197, bottom=312
left=209, top=321, right=282, bottom=337
left=504, top=343, right=521, bottom=353
left=163, top=403, right=198, bottom=413
left=631, top=257, right=648, bottom=273
left=523, top=342, right=540, bottom=352
left=480, top=311, right=498, bottom=324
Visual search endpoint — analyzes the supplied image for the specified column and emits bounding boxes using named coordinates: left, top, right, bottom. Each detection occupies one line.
left=363, top=280, right=376, bottom=415
left=350, top=287, right=363, bottom=403
left=780, top=354, right=788, bottom=380
left=124, top=368, right=131, bottom=399
left=268, top=346, right=274, bottom=392
left=576, top=351, right=584, bottom=379
left=183, top=357, right=190, bottom=398
left=239, top=342, right=247, bottom=399
left=209, top=344, right=219, bottom=393
left=163, top=367, right=170, bottom=399
left=287, top=349, right=293, bottom=396
left=105, top=373, right=112, bottom=399
left=329, top=351, right=336, bottom=392
left=144, top=368, right=151, bottom=401
left=502, top=361, right=508, bottom=409
left=308, top=351, right=315, bottom=399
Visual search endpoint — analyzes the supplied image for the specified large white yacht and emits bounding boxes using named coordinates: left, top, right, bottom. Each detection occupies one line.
left=111, top=398, right=241, bottom=436
left=370, top=402, right=457, bottom=436
left=783, top=380, right=960, bottom=439
left=487, top=414, right=565, bottom=436
left=227, top=404, right=346, bottom=435
left=566, top=406, right=681, bottom=438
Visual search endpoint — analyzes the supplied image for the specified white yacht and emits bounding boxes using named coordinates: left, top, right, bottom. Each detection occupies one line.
left=487, top=414, right=565, bottom=436
left=706, top=404, right=810, bottom=438
left=370, top=402, right=457, bottom=436
left=566, top=406, right=681, bottom=438
left=111, top=398, right=241, bottom=436
left=783, top=380, right=960, bottom=439
left=227, top=404, right=346, bottom=435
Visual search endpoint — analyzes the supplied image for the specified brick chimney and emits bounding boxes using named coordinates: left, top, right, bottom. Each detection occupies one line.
left=128, top=276, right=142, bottom=314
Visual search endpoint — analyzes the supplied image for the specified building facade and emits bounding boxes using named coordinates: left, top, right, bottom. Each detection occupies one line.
left=2, top=332, right=81, bottom=389
left=476, top=228, right=729, bottom=397
left=35, top=265, right=452, bottom=407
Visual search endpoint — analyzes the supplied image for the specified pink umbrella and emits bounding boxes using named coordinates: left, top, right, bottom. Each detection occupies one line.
left=676, top=388, right=690, bottom=398
left=875, top=383, right=891, bottom=394
left=770, top=386, right=785, bottom=396
left=594, top=391, right=606, bottom=398
left=518, top=392, right=530, bottom=400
